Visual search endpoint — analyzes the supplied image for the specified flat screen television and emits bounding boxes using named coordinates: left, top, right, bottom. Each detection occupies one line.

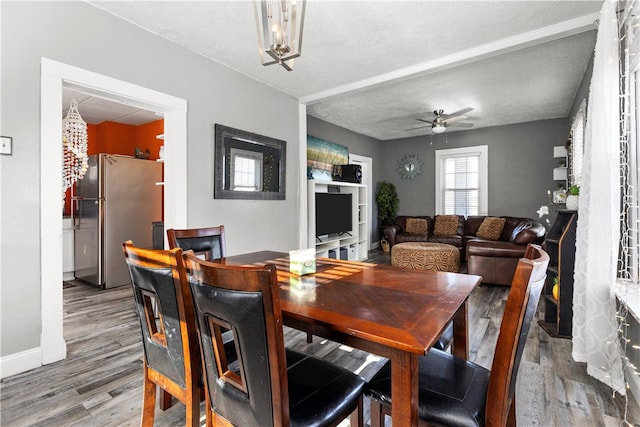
left=315, top=192, right=352, bottom=237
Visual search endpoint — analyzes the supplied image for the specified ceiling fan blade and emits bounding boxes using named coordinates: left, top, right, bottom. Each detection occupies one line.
left=441, top=107, right=474, bottom=120
left=405, top=125, right=430, bottom=131
left=448, top=122, right=474, bottom=128
left=416, top=118, right=434, bottom=124
left=444, top=115, right=469, bottom=124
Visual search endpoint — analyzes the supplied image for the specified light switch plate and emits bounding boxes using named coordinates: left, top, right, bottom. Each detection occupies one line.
left=1, top=136, right=12, bottom=155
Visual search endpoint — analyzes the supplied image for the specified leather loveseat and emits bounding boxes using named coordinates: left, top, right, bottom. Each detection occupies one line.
left=383, top=215, right=545, bottom=286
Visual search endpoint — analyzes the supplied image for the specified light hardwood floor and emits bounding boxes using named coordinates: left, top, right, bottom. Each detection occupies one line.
left=1, top=250, right=638, bottom=426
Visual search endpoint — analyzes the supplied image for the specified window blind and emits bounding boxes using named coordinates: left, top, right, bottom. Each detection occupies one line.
left=571, top=104, right=585, bottom=187
left=442, top=155, right=479, bottom=216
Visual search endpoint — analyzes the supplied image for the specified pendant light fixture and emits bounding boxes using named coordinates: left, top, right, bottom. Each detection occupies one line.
left=62, top=99, right=89, bottom=202
left=254, top=0, right=306, bottom=71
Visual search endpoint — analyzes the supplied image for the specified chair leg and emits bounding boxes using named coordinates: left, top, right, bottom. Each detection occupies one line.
left=507, top=399, right=516, bottom=427
left=159, top=388, right=173, bottom=410
left=141, top=366, right=157, bottom=427
left=369, top=398, right=384, bottom=427
left=185, top=381, right=200, bottom=427
left=205, top=388, right=213, bottom=427
left=349, top=396, right=364, bottom=427
left=307, top=332, right=313, bottom=343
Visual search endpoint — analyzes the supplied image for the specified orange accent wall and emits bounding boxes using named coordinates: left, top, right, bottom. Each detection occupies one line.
left=136, top=119, right=165, bottom=160
left=87, top=124, right=98, bottom=154
left=97, top=121, right=137, bottom=156
left=63, top=119, right=165, bottom=216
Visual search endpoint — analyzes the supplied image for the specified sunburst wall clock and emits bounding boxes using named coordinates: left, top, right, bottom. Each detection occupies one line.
left=397, top=154, right=423, bottom=180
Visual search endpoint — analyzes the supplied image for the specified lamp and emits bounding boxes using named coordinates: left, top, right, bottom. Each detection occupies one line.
left=254, top=0, right=306, bottom=71
left=432, top=123, right=446, bottom=134
left=62, top=99, right=88, bottom=202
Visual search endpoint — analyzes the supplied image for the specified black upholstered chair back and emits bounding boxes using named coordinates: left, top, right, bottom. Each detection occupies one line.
left=486, top=243, right=548, bottom=425
left=185, top=252, right=288, bottom=427
left=126, top=249, right=187, bottom=385
left=167, top=226, right=226, bottom=261
left=122, top=242, right=202, bottom=426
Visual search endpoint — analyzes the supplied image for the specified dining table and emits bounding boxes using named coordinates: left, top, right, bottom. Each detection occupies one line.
left=217, top=251, right=482, bottom=427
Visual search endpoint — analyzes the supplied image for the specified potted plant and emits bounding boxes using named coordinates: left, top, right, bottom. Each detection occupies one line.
left=566, top=185, right=580, bottom=210
left=376, top=181, right=399, bottom=236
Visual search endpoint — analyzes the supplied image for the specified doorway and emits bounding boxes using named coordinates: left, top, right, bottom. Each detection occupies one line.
left=40, top=58, right=188, bottom=365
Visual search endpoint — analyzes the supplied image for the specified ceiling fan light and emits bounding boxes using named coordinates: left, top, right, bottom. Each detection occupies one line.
left=432, top=124, right=446, bottom=134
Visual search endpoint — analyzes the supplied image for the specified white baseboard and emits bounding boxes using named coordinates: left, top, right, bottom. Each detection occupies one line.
left=0, top=347, right=42, bottom=379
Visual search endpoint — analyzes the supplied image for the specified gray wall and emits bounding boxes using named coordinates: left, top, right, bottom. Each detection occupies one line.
left=569, top=55, right=593, bottom=120
left=307, top=116, right=569, bottom=237
left=1, top=2, right=300, bottom=358
left=379, top=118, right=570, bottom=220
left=307, top=116, right=384, bottom=165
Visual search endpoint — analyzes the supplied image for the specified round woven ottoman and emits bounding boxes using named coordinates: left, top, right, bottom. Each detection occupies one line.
left=391, top=242, right=460, bottom=272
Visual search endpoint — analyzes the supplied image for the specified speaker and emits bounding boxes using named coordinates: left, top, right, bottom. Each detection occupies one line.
left=332, top=164, right=362, bottom=183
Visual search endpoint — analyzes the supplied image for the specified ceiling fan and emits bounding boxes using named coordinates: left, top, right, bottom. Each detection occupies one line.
left=408, top=107, right=475, bottom=134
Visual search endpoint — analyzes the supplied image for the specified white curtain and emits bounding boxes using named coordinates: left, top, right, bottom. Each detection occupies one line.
left=572, top=0, right=625, bottom=393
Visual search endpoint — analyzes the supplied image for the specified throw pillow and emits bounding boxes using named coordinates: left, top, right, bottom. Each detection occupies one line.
left=405, top=217, right=427, bottom=235
left=433, top=215, right=459, bottom=236
left=476, top=217, right=506, bottom=240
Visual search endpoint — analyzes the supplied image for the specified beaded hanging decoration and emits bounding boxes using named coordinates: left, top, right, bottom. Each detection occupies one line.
left=62, top=99, right=88, bottom=203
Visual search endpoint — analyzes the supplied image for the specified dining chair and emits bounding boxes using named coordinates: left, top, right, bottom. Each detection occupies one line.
left=122, top=242, right=202, bottom=427
left=184, top=252, right=366, bottom=427
left=168, top=226, right=315, bottom=345
left=167, top=225, right=227, bottom=260
left=366, top=243, right=549, bottom=427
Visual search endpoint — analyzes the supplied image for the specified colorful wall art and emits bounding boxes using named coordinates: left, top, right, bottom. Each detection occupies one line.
left=307, top=135, right=349, bottom=181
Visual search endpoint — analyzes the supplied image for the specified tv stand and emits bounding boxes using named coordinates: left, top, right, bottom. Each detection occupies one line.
left=308, top=180, right=368, bottom=261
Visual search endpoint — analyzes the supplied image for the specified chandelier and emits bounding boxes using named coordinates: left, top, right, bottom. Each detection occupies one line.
left=254, top=0, right=306, bottom=71
left=62, top=99, right=88, bottom=201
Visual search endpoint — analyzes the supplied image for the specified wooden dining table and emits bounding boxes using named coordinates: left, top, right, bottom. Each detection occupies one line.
left=217, top=251, right=482, bottom=427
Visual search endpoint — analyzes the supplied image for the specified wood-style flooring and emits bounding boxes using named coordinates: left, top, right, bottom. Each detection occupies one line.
left=1, top=249, right=639, bottom=426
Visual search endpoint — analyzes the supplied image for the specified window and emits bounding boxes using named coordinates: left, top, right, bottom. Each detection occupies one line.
left=570, top=100, right=586, bottom=187
left=230, top=148, right=263, bottom=192
left=619, top=66, right=640, bottom=284
left=618, top=1, right=640, bottom=287
left=435, top=146, right=488, bottom=216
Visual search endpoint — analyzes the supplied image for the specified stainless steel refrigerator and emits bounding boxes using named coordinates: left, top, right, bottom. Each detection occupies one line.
left=73, top=154, right=163, bottom=288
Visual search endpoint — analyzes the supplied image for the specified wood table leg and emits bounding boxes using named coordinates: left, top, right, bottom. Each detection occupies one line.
left=390, top=348, right=419, bottom=427
left=451, top=299, right=469, bottom=359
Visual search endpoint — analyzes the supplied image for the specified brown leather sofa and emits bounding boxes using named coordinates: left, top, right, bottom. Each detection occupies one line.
left=383, top=215, right=465, bottom=253
left=383, top=215, right=545, bottom=286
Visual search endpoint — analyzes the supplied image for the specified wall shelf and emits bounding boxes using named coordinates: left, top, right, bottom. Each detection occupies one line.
left=156, top=134, right=164, bottom=184
left=553, top=145, right=568, bottom=187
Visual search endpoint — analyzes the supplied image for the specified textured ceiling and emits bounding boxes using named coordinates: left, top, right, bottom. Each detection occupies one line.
left=86, top=0, right=603, bottom=140
left=63, top=89, right=160, bottom=125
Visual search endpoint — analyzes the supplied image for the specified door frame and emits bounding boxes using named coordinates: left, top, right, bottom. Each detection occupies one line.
left=40, top=58, right=188, bottom=364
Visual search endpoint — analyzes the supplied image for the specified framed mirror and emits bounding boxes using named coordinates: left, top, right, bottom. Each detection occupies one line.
left=214, top=124, right=286, bottom=200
